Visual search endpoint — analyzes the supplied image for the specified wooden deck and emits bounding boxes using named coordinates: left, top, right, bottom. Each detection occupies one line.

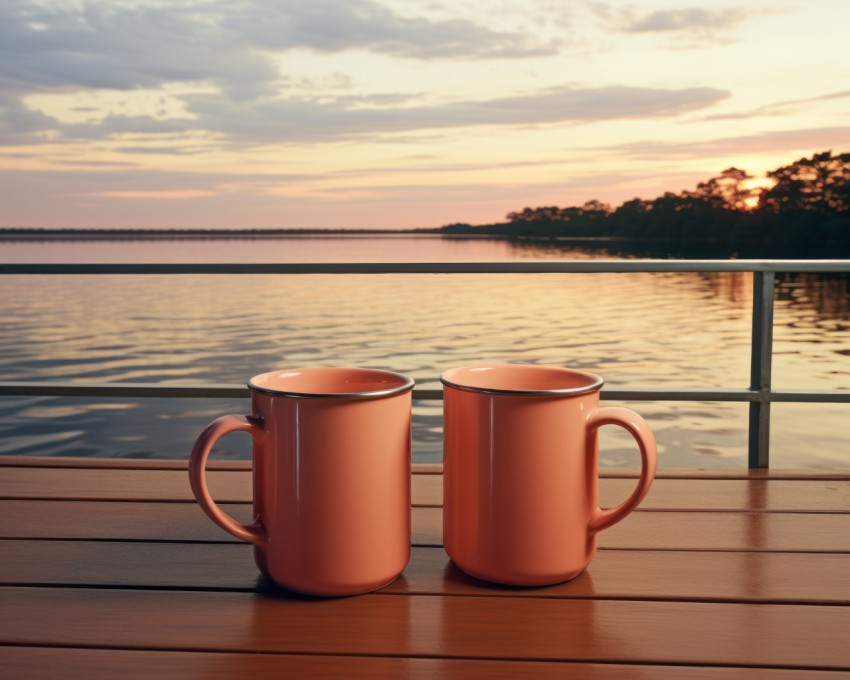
left=1, top=457, right=849, bottom=678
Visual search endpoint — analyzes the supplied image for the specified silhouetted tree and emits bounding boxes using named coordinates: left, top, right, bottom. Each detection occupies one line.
left=439, top=149, right=849, bottom=255
left=753, top=151, right=850, bottom=247
left=693, top=167, right=758, bottom=211
left=759, top=151, right=850, bottom=215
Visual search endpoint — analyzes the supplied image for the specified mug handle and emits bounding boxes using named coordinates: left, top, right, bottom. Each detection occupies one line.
left=189, top=414, right=268, bottom=547
left=585, top=406, right=657, bottom=533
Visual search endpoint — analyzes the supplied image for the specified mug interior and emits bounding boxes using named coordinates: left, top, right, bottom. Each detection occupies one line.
left=440, top=364, right=603, bottom=395
left=249, top=367, right=414, bottom=398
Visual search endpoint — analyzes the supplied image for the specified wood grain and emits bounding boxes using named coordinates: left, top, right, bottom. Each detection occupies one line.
left=0, top=456, right=254, bottom=470
left=2, top=500, right=848, bottom=551
left=1, top=540, right=848, bottom=604
left=0, top=467, right=444, bottom=507
left=4, top=646, right=845, bottom=680
left=1, top=587, right=848, bottom=669
left=1, top=462, right=848, bottom=678
left=0, top=456, right=445, bottom=474
left=2, top=457, right=849, bottom=480
left=2, top=467, right=848, bottom=511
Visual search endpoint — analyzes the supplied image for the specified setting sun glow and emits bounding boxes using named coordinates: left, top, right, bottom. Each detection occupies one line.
left=0, top=0, right=848, bottom=229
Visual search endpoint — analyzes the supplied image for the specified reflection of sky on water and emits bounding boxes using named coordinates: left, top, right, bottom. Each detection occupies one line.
left=0, top=234, right=529, bottom=264
left=0, top=237, right=847, bottom=468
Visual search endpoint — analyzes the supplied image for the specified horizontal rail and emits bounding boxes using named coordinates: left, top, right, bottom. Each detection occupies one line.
left=1, top=382, right=848, bottom=403
left=2, top=259, right=848, bottom=468
left=2, top=260, right=850, bottom=275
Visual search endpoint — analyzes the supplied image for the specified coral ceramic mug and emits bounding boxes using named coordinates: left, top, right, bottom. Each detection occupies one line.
left=441, top=364, right=657, bottom=586
left=189, top=367, right=414, bottom=596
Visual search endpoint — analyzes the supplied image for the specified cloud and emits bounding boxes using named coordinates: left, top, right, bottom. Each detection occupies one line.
left=0, top=0, right=553, bottom=98
left=597, top=4, right=775, bottom=48
left=3, top=76, right=728, bottom=147
left=698, top=90, right=850, bottom=122
left=0, top=1, right=731, bottom=149
left=113, top=146, right=212, bottom=156
left=0, top=165, right=655, bottom=227
left=0, top=0, right=564, bottom=144
left=94, top=189, right=217, bottom=200
left=0, top=1, right=279, bottom=100
left=0, top=167, right=316, bottom=193
left=60, top=114, right=201, bottom=140
left=0, top=162, right=663, bottom=203
left=590, top=126, right=850, bottom=161
left=0, top=162, right=722, bottom=230
left=54, top=159, right=138, bottom=168
left=0, top=91, right=58, bottom=144
left=622, top=8, right=748, bottom=33
left=72, top=84, right=725, bottom=144
left=332, top=157, right=573, bottom=177
left=232, top=0, right=559, bottom=59
left=311, top=170, right=650, bottom=198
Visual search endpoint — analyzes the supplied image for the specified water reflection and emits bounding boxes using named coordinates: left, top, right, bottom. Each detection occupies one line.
left=0, top=236, right=846, bottom=468
left=699, top=271, right=750, bottom=306
left=775, top=273, right=850, bottom=324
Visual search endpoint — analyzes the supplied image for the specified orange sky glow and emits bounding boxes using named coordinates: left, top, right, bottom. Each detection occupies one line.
left=1, top=0, right=849, bottom=230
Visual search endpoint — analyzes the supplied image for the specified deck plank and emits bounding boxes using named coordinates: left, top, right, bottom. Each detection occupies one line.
left=2, top=500, right=848, bottom=551
left=0, top=456, right=443, bottom=475
left=1, top=461, right=847, bottom=676
left=0, top=467, right=430, bottom=508
left=1, top=467, right=849, bottom=512
left=4, top=647, right=845, bottom=680
left=2, top=456, right=850, bottom=479
left=1, top=587, right=848, bottom=669
left=1, top=540, right=848, bottom=605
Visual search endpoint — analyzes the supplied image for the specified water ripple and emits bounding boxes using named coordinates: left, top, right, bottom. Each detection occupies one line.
left=0, top=240, right=847, bottom=468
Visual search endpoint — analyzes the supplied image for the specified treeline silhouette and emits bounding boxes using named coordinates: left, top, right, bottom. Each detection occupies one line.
left=438, top=151, right=850, bottom=257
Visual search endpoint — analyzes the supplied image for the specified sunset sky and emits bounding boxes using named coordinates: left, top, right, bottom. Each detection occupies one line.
left=1, top=0, right=849, bottom=230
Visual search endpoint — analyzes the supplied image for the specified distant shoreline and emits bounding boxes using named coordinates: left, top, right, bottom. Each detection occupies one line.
left=0, top=227, right=438, bottom=241
left=0, top=227, right=649, bottom=250
left=3, top=227, right=844, bottom=260
left=0, top=227, right=628, bottom=243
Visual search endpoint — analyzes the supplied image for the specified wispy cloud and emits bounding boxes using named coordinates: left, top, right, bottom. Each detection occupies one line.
left=2, top=0, right=845, bottom=230
left=589, top=4, right=772, bottom=48
left=231, top=0, right=559, bottom=59
left=0, top=0, right=554, bottom=95
left=0, top=2, right=276, bottom=100
left=13, top=84, right=729, bottom=147
left=622, top=8, right=748, bottom=33
left=187, top=84, right=727, bottom=142
left=590, top=126, right=850, bottom=161
left=94, top=189, right=218, bottom=200
left=53, top=159, right=138, bottom=168
left=0, top=92, right=57, bottom=145
left=697, top=90, right=850, bottom=122
left=0, top=165, right=655, bottom=219
left=0, top=0, right=565, bottom=146
left=0, top=167, right=317, bottom=199
left=0, top=1, right=742, bottom=149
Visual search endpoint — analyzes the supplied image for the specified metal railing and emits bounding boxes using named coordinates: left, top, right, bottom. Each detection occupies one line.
left=2, top=259, right=849, bottom=468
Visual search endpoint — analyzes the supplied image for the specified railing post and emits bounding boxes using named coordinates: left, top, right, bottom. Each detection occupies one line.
left=748, top=271, right=775, bottom=468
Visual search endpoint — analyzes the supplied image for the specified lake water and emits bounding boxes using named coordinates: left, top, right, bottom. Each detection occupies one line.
left=1, top=235, right=848, bottom=468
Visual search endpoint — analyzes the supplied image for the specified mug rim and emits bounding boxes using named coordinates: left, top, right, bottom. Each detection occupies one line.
left=440, top=363, right=604, bottom=396
left=248, top=367, right=415, bottom=399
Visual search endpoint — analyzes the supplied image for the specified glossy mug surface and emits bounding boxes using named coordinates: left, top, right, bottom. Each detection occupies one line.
left=441, top=364, right=657, bottom=586
left=189, top=367, right=414, bottom=596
